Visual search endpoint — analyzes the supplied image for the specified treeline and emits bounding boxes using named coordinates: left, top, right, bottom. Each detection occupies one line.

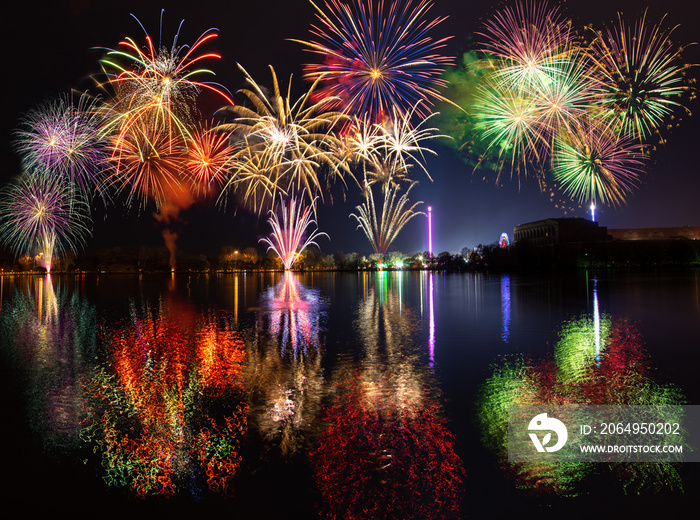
left=3, top=239, right=699, bottom=274
left=466, top=240, right=700, bottom=272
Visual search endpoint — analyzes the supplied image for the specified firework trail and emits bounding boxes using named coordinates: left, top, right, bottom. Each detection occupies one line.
left=260, top=191, right=328, bottom=270
left=350, top=181, right=424, bottom=255
left=0, top=171, right=92, bottom=272
left=294, top=0, right=454, bottom=124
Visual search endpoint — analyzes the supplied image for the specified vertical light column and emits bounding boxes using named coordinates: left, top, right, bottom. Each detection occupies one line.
left=427, top=206, right=433, bottom=257
left=428, top=271, right=435, bottom=366
left=590, top=202, right=596, bottom=222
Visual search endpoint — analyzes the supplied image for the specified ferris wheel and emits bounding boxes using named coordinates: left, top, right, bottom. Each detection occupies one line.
left=500, top=233, right=510, bottom=248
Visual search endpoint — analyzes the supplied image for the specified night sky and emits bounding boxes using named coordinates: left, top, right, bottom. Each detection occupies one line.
left=1, top=0, right=699, bottom=261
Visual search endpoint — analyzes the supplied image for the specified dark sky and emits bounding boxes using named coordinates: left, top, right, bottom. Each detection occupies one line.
left=1, top=0, right=699, bottom=260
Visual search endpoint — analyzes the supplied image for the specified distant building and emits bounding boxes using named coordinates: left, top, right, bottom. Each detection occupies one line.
left=513, top=217, right=611, bottom=246
left=608, top=226, right=700, bottom=241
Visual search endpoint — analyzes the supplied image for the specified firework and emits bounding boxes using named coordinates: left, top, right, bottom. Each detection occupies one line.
left=551, top=118, right=646, bottom=207
left=350, top=181, right=424, bottom=255
left=12, top=92, right=110, bottom=200
left=105, top=120, right=188, bottom=209
left=477, top=0, right=575, bottom=93
left=294, top=0, right=454, bottom=123
left=377, top=103, right=446, bottom=181
left=337, top=104, right=444, bottom=189
left=185, top=123, right=238, bottom=197
left=259, top=191, right=329, bottom=270
left=472, top=77, right=548, bottom=177
left=587, top=10, right=692, bottom=140
left=472, top=1, right=597, bottom=180
left=217, top=64, right=350, bottom=212
left=0, top=171, right=92, bottom=272
left=466, top=2, right=695, bottom=208
left=96, top=12, right=233, bottom=158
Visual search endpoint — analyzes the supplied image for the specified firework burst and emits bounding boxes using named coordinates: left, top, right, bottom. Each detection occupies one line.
left=216, top=64, right=350, bottom=213
left=96, top=13, right=233, bottom=140
left=260, top=191, right=329, bottom=270
left=587, top=10, right=693, bottom=140
left=551, top=118, right=646, bottom=207
left=350, top=181, right=424, bottom=255
left=12, top=92, right=110, bottom=201
left=105, top=121, right=188, bottom=209
left=466, top=1, right=695, bottom=208
left=294, top=0, right=454, bottom=123
left=185, top=123, right=238, bottom=197
left=0, top=171, right=92, bottom=271
left=477, top=0, right=575, bottom=93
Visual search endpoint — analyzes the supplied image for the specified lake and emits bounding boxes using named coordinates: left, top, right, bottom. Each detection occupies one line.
left=1, top=269, right=699, bottom=518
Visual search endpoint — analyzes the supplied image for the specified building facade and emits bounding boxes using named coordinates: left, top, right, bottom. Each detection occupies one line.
left=514, top=218, right=611, bottom=246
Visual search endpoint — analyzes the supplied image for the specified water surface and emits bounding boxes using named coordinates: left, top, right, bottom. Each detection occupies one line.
left=1, top=270, right=699, bottom=517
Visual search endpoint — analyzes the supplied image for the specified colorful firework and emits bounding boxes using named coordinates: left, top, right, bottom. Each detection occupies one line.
left=477, top=0, right=575, bottom=93
left=551, top=118, right=646, bottom=206
left=350, top=181, right=424, bottom=255
left=472, top=76, right=548, bottom=179
left=105, top=120, right=188, bottom=209
left=185, top=122, right=238, bottom=197
left=587, top=10, right=692, bottom=140
left=377, top=103, right=446, bottom=182
left=260, top=191, right=329, bottom=270
left=96, top=12, right=233, bottom=145
left=12, top=92, right=110, bottom=200
left=294, top=0, right=454, bottom=123
left=463, top=1, right=694, bottom=208
left=216, top=64, right=350, bottom=213
left=0, top=171, right=92, bottom=272
left=471, top=2, right=596, bottom=182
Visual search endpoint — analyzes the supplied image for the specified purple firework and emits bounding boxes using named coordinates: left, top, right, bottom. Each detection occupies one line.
left=13, top=92, right=110, bottom=201
left=0, top=171, right=92, bottom=271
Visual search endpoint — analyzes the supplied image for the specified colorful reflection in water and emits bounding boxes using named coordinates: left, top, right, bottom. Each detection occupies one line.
left=246, top=271, right=327, bottom=457
left=312, top=373, right=465, bottom=520
left=255, top=271, right=326, bottom=355
left=311, top=272, right=465, bottom=519
left=0, top=275, right=97, bottom=455
left=81, top=293, right=247, bottom=498
left=2, top=271, right=695, bottom=515
left=478, top=285, right=686, bottom=496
